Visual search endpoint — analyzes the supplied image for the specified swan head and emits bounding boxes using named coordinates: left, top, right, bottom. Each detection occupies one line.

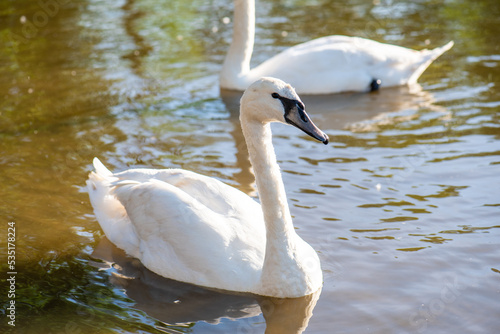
left=241, top=77, right=329, bottom=145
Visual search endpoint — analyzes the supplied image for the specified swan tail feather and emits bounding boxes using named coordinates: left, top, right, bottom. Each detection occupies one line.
left=408, top=40, right=454, bottom=85
left=422, top=41, right=454, bottom=65
left=87, top=159, right=140, bottom=256
left=93, top=157, right=113, bottom=177
left=430, top=41, right=454, bottom=60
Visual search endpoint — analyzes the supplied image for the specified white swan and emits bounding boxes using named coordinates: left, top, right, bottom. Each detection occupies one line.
left=87, top=77, right=328, bottom=298
left=220, top=0, right=454, bottom=94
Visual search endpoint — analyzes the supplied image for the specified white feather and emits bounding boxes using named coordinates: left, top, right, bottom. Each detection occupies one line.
left=87, top=78, right=325, bottom=297
left=220, top=0, right=453, bottom=94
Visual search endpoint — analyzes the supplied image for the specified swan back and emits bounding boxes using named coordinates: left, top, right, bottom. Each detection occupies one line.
left=88, top=158, right=267, bottom=293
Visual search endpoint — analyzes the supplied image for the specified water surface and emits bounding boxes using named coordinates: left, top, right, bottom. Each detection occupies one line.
left=1, top=0, right=499, bottom=333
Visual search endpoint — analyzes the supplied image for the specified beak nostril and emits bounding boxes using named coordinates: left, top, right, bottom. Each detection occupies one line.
left=297, top=106, right=309, bottom=122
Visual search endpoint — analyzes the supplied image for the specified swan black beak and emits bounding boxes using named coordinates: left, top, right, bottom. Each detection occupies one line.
left=279, top=97, right=329, bottom=145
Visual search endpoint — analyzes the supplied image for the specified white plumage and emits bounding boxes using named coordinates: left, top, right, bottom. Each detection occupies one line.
left=88, top=77, right=328, bottom=298
left=220, top=0, right=454, bottom=94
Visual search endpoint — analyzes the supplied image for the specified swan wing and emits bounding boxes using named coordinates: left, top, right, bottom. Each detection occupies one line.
left=112, top=178, right=265, bottom=291
left=250, top=36, right=453, bottom=94
left=88, top=159, right=266, bottom=292
left=114, top=168, right=255, bottom=217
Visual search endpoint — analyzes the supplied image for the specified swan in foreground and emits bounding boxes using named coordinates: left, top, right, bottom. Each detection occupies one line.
left=87, top=77, right=328, bottom=298
left=220, top=0, right=454, bottom=94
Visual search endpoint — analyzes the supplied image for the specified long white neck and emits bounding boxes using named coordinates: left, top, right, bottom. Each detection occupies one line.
left=242, top=121, right=296, bottom=243
left=241, top=114, right=318, bottom=297
left=220, top=0, right=255, bottom=90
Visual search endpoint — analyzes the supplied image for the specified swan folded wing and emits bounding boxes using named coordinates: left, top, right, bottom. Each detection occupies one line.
left=252, top=53, right=370, bottom=94
left=251, top=36, right=391, bottom=94
left=114, top=168, right=261, bottom=218
left=252, top=35, right=451, bottom=93
left=268, top=36, right=389, bottom=66
left=111, top=178, right=265, bottom=291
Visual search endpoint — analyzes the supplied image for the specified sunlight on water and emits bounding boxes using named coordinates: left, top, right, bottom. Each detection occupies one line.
left=1, top=0, right=499, bottom=333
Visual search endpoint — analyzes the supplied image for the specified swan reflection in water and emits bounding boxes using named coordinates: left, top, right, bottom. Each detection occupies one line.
left=92, top=237, right=321, bottom=333
left=222, top=84, right=438, bottom=130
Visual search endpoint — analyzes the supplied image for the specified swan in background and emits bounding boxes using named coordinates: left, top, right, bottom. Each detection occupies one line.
left=87, top=77, right=328, bottom=298
left=220, top=0, right=454, bottom=94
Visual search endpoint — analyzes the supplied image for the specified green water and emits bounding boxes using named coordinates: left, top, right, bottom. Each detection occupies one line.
left=1, top=0, right=499, bottom=333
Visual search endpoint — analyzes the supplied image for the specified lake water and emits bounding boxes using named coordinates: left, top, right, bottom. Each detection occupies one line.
left=1, top=0, right=499, bottom=333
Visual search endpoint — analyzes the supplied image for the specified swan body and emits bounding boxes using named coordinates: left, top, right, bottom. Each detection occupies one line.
left=220, top=0, right=454, bottom=94
left=87, top=77, right=329, bottom=298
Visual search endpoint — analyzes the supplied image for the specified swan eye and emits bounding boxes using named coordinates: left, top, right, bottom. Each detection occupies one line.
left=271, top=93, right=280, bottom=99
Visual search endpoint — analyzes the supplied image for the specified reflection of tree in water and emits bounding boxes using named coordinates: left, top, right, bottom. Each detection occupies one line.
left=0, top=1, right=131, bottom=333
left=121, top=0, right=153, bottom=75
left=0, top=0, right=124, bottom=260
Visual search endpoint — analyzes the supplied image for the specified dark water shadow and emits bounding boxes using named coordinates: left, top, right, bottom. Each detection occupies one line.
left=299, top=85, right=438, bottom=132
left=221, top=85, right=435, bottom=129
left=91, top=237, right=321, bottom=333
